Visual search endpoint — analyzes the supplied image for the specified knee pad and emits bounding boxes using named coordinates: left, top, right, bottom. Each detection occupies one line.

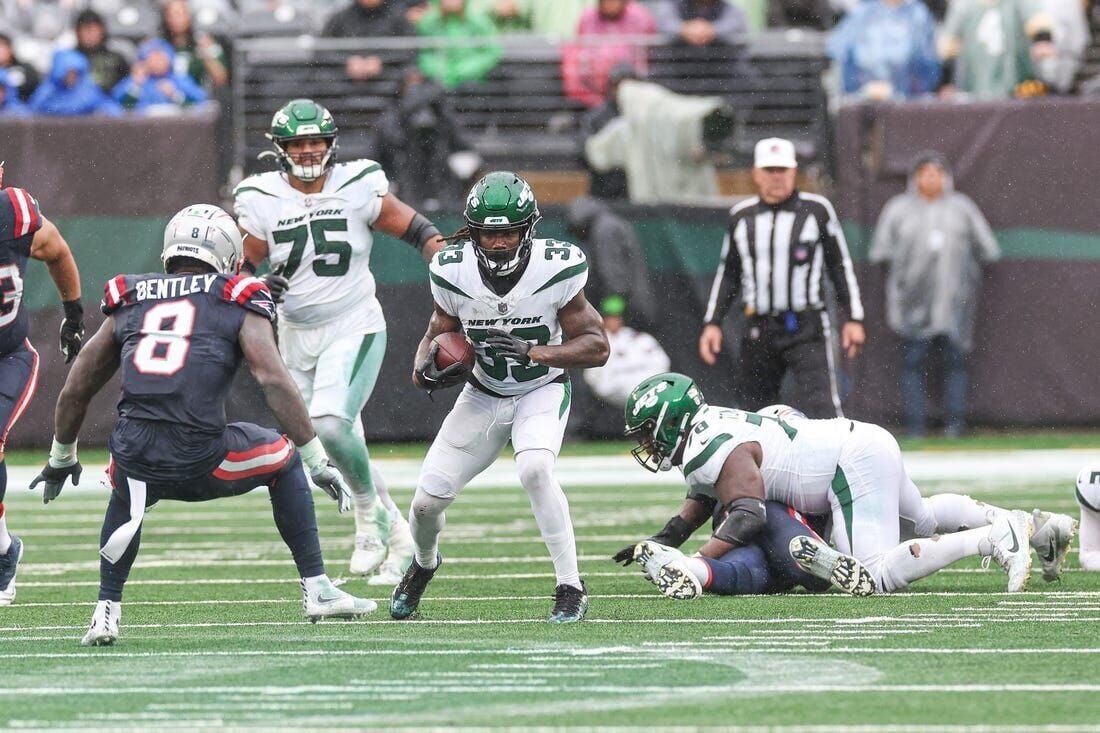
left=410, top=488, right=452, bottom=520
left=516, top=449, right=555, bottom=491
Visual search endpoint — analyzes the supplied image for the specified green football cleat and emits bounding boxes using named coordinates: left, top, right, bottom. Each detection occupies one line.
left=548, top=581, right=588, bottom=624
left=390, top=555, right=440, bottom=620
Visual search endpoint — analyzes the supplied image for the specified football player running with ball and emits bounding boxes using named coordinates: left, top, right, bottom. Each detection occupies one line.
left=234, top=99, right=447, bottom=584
left=0, top=163, right=85, bottom=606
left=30, top=205, right=375, bottom=645
left=391, top=172, right=609, bottom=623
left=621, top=373, right=1077, bottom=595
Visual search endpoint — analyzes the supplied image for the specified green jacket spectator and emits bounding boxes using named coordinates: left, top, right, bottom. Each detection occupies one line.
left=941, top=0, right=1037, bottom=98
left=417, top=0, right=502, bottom=88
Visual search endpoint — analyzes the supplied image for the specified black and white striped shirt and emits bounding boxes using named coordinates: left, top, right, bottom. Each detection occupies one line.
left=704, top=191, right=865, bottom=324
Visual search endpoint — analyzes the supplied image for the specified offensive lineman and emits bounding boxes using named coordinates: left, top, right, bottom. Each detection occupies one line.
left=234, top=99, right=446, bottom=584
left=0, top=163, right=85, bottom=606
left=621, top=373, right=1077, bottom=595
left=29, top=205, right=375, bottom=645
left=391, top=171, right=609, bottom=623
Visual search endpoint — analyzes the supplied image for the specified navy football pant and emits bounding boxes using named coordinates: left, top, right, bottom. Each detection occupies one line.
left=700, top=500, right=832, bottom=595
left=0, top=340, right=38, bottom=505
left=98, top=423, right=325, bottom=601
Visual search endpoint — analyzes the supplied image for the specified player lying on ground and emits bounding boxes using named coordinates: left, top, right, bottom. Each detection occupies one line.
left=621, top=373, right=1077, bottom=594
left=1076, top=466, right=1100, bottom=570
left=0, top=163, right=85, bottom=606
left=235, top=98, right=446, bottom=583
left=391, top=171, right=609, bottom=623
left=29, top=205, right=375, bottom=646
left=619, top=499, right=873, bottom=599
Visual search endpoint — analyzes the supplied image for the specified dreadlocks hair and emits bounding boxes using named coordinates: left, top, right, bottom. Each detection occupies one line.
left=444, top=226, right=472, bottom=243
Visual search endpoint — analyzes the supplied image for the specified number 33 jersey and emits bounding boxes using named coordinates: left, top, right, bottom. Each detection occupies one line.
left=233, top=160, right=389, bottom=330
left=428, top=238, right=588, bottom=397
left=102, top=272, right=276, bottom=481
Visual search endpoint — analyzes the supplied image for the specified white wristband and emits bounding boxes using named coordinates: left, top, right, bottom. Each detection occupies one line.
left=297, top=436, right=328, bottom=472
left=49, top=437, right=78, bottom=468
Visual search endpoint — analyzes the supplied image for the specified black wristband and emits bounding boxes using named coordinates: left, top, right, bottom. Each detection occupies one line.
left=651, top=515, right=694, bottom=548
left=401, top=212, right=442, bottom=252
left=62, top=299, right=84, bottom=322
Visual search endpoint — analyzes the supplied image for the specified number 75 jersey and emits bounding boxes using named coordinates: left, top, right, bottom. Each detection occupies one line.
left=233, top=160, right=389, bottom=329
left=429, top=238, right=588, bottom=397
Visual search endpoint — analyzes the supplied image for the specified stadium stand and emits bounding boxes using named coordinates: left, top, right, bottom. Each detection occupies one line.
left=232, top=32, right=829, bottom=181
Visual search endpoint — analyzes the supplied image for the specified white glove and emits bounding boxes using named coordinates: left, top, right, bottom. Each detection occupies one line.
left=298, top=437, right=351, bottom=514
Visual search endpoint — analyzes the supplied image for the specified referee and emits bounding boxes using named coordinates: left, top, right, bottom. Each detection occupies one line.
left=697, top=138, right=866, bottom=418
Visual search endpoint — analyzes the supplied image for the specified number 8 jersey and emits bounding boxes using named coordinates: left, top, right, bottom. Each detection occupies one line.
left=429, top=238, right=588, bottom=397
left=233, top=160, right=389, bottom=329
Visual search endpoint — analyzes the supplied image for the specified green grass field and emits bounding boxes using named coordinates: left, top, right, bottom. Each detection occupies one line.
left=1, top=450, right=1099, bottom=731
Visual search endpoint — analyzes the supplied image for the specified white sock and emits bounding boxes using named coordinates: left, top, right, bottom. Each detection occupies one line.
left=878, top=528, right=990, bottom=592
left=516, top=450, right=581, bottom=590
left=924, top=494, right=1008, bottom=533
left=685, top=557, right=710, bottom=588
left=0, top=506, right=10, bottom=555
left=410, top=488, right=450, bottom=569
left=301, top=574, right=330, bottom=595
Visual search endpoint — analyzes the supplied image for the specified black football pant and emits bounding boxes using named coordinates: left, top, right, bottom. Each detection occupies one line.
left=736, top=311, right=843, bottom=419
left=97, top=424, right=325, bottom=602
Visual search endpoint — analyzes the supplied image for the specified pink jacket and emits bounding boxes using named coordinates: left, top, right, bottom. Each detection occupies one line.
left=562, top=2, right=657, bottom=108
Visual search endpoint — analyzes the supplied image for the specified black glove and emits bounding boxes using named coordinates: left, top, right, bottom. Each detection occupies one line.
left=262, top=272, right=290, bottom=304
left=414, top=342, right=468, bottom=392
left=59, top=299, right=85, bottom=364
left=484, top=327, right=532, bottom=365
left=29, top=461, right=82, bottom=504
left=612, top=544, right=638, bottom=566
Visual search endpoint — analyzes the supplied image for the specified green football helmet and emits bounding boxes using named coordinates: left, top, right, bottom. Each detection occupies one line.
left=464, top=171, right=540, bottom=276
left=624, top=373, right=706, bottom=473
left=265, top=99, right=338, bottom=182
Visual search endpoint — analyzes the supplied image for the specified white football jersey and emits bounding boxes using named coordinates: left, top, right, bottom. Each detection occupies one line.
left=428, top=238, right=588, bottom=397
left=680, top=405, right=855, bottom=515
left=233, top=160, right=389, bottom=328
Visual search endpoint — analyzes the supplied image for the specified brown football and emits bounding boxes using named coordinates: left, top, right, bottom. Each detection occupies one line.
left=433, top=331, right=476, bottom=371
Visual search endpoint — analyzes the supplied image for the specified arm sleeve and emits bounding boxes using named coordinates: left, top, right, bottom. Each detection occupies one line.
left=963, top=196, right=1000, bottom=263
left=702, top=217, right=744, bottom=324
left=818, top=198, right=865, bottom=322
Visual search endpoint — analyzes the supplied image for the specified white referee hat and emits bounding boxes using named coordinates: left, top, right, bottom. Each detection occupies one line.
left=754, top=138, right=798, bottom=169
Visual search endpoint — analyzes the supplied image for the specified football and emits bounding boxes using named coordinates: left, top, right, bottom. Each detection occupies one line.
left=433, top=331, right=475, bottom=371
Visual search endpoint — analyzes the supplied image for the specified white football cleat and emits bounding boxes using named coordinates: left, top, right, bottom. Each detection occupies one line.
left=302, top=577, right=377, bottom=623
left=350, top=496, right=390, bottom=576
left=81, top=600, right=121, bottom=647
left=0, top=536, right=23, bottom=606
left=987, top=509, right=1035, bottom=592
left=789, top=535, right=876, bottom=596
left=350, top=535, right=386, bottom=576
left=368, top=509, right=414, bottom=586
left=632, top=540, right=702, bottom=600
left=1030, top=509, right=1077, bottom=582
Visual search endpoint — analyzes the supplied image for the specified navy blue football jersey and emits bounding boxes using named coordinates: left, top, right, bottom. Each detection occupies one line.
left=0, top=188, right=42, bottom=355
left=102, top=272, right=276, bottom=482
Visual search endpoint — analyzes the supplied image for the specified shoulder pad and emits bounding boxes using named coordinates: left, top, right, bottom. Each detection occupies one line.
left=101, top=274, right=137, bottom=315
left=232, top=173, right=279, bottom=199
left=0, top=187, right=43, bottom=242
left=333, top=159, right=388, bottom=196
left=220, top=274, right=276, bottom=320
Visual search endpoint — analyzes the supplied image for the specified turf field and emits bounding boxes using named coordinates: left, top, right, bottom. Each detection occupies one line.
left=1, top=448, right=1099, bottom=731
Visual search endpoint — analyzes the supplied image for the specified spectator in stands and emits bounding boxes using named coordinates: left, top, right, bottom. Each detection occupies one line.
left=826, top=0, right=940, bottom=100
left=769, top=0, right=834, bottom=28
left=940, top=0, right=1036, bottom=99
left=74, top=10, right=131, bottom=94
left=582, top=295, right=671, bottom=409
left=577, top=63, right=637, bottom=200
left=566, top=195, right=657, bottom=329
left=29, top=49, right=122, bottom=116
left=1026, top=0, right=1088, bottom=94
left=562, top=0, right=657, bottom=108
left=462, top=0, right=594, bottom=34
left=160, top=0, right=230, bottom=89
left=870, top=152, right=1000, bottom=438
left=374, top=67, right=481, bottom=211
left=416, top=0, right=502, bottom=89
left=653, top=0, right=749, bottom=46
left=0, top=34, right=39, bottom=103
left=323, top=0, right=413, bottom=83
left=112, top=39, right=207, bottom=111
left=0, top=69, right=30, bottom=116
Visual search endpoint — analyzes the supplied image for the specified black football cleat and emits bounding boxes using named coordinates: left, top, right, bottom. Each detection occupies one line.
left=548, top=581, right=588, bottom=624
left=390, top=554, right=440, bottom=620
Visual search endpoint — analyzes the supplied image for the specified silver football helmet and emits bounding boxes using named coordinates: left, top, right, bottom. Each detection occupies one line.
left=162, top=204, right=243, bottom=274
